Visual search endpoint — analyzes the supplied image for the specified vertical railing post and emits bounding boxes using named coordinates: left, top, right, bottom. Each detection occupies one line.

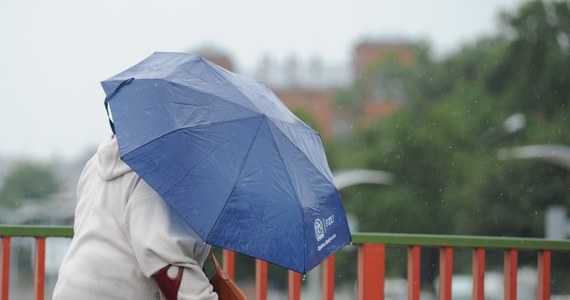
left=34, top=238, right=46, bottom=300
left=288, top=271, right=301, bottom=300
left=439, top=247, right=453, bottom=300
left=322, top=255, right=335, bottom=300
left=222, top=249, right=235, bottom=280
left=255, top=259, right=268, bottom=300
left=407, top=245, right=421, bottom=300
left=357, top=244, right=385, bottom=300
left=472, top=248, right=485, bottom=300
left=537, top=250, right=551, bottom=300
left=1, top=237, right=10, bottom=300
left=504, top=249, right=518, bottom=300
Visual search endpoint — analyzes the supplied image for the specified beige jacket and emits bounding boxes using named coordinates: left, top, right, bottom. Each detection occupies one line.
left=53, top=136, right=217, bottom=299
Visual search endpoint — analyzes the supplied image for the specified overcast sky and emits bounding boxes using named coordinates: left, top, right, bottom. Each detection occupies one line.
left=0, top=0, right=523, bottom=161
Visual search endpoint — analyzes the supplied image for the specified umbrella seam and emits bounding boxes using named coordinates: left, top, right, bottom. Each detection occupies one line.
left=167, top=78, right=265, bottom=125
left=267, top=117, right=337, bottom=187
left=201, top=116, right=265, bottom=242
left=163, top=116, right=264, bottom=193
left=265, top=118, right=308, bottom=272
left=198, top=59, right=262, bottom=115
left=120, top=116, right=262, bottom=158
left=181, top=60, right=305, bottom=130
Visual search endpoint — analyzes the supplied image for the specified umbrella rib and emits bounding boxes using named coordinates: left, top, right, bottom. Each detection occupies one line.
left=206, top=116, right=265, bottom=242
left=265, top=120, right=308, bottom=270
left=150, top=116, right=264, bottom=196
left=169, top=79, right=254, bottom=113
left=173, top=62, right=263, bottom=116
left=122, top=115, right=260, bottom=157
left=267, top=117, right=336, bottom=186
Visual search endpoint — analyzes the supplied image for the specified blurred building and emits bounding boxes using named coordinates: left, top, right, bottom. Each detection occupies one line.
left=353, top=39, right=416, bottom=74
left=350, top=39, right=416, bottom=129
left=197, top=39, right=417, bottom=139
left=280, top=39, right=416, bottom=138
left=194, top=46, right=236, bottom=71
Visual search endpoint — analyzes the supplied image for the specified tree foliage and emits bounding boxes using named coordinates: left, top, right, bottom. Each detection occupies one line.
left=0, top=162, right=60, bottom=207
left=489, top=0, right=570, bottom=118
left=328, top=0, right=570, bottom=287
left=331, top=0, right=570, bottom=236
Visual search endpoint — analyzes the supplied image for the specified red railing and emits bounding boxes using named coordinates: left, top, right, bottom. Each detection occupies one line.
left=2, top=226, right=570, bottom=299
left=0, top=227, right=65, bottom=300
left=352, top=233, right=569, bottom=300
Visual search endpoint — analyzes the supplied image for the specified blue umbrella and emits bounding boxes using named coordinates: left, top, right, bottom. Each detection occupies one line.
left=102, top=52, right=350, bottom=273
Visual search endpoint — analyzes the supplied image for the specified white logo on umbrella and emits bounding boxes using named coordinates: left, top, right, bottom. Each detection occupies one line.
left=314, top=218, right=325, bottom=242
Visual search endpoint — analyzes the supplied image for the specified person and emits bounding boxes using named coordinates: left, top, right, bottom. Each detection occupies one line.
left=53, top=135, right=218, bottom=300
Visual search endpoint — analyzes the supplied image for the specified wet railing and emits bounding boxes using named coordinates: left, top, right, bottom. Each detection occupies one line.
left=0, top=226, right=72, bottom=300
left=1, top=225, right=570, bottom=299
left=351, top=233, right=570, bottom=300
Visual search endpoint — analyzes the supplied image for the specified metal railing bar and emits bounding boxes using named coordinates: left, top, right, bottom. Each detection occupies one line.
left=33, top=238, right=45, bottom=300
left=352, top=232, right=570, bottom=251
left=537, top=250, right=551, bottom=300
left=222, top=249, right=235, bottom=280
left=1, top=237, right=10, bottom=300
left=2, top=226, right=570, bottom=251
left=407, top=245, right=421, bottom=300
left=0, top=226, right=73, bottom=238
left=1, top=226, right=569, bottom=300
left=472, top=248, right=485, bottom=300
left=255, top=259, right=268, bottom=300
left=322, top=255, right=335, bottom=300
left=357, top=243, right=385, bottom=300
left=439, top=247, right=453, bottom=300
left=287, top=271, right=301, bottom=300
left=504, top=249, right=518, bottom=300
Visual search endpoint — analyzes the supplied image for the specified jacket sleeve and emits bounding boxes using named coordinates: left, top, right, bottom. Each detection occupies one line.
left=123, top=179, right=218, bottom=299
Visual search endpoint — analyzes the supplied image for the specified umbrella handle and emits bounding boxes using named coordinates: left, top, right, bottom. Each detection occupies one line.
left=104, top=78, right=134, bottom=134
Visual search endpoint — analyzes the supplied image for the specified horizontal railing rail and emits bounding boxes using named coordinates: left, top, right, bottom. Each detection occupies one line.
left=352, top=232, right=570, bottom=251
left=1, top=225, right=570, bottom=300
left=0, top=225, right=73, bottom=238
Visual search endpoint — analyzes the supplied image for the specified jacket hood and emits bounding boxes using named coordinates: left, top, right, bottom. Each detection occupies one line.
left=97, top=135, right=132, bottom=180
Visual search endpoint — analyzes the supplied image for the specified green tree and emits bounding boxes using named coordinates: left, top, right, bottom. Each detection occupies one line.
left=329, top=0, right=570, bottom=290
left=289, top=107, right=321, bottom=134
left=454, top=0, right=570, bottom=237
left=331, top=0, right=570, bottom=239
left=0, top=162, right=60, bottom=207
left=488, top=0, right=570, bottom=118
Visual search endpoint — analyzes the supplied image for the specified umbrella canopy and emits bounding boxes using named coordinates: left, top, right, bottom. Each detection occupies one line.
left=102, top=52, right=350, bottom=273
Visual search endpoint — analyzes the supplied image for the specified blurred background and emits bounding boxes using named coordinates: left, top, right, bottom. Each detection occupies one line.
left=2, top=0, right=570, bottom=298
